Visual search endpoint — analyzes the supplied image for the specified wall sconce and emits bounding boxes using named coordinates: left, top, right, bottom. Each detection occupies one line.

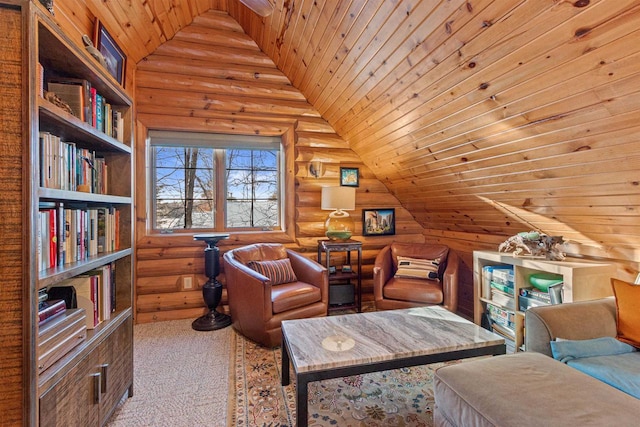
left=309, top=160, right=325, bottom=178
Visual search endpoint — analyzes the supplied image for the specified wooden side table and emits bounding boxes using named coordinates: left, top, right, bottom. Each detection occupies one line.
left=317, top=239, right=362, bottom=313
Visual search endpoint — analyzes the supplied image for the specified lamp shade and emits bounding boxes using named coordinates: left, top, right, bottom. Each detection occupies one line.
left=321, top=186, right=356, bottom=240
left=321, top=186, right=356, bottom=211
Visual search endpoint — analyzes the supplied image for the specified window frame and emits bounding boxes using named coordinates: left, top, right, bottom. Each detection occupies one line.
left=147, top=130, right=285, bottom=234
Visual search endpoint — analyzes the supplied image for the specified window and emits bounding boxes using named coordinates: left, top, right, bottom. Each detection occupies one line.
left=149, top=131, right=282, bottom=232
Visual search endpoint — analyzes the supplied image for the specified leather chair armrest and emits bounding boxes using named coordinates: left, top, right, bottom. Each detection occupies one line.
left=373, top=245, right=393, bottom=302
left=223, top=252, right=273, bottom=317
left=442, top=251, right=459, bottom=312
left=525, top=297, right=617, bottom=356
left=287, top=250, right=328, bottom=288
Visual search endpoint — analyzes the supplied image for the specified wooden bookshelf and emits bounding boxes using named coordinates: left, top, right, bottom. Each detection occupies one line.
left=473, top=250, right=615, bottom=352
left=0, top=2, right=134, bottom=425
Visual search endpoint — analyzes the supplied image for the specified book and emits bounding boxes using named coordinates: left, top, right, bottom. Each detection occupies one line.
left=38, top=299, right=66, bottom=326
left=59, top=275, right=100, bottom=329
left=490, top=281, right=514, bottom=295
left=519, top=287, right=551, bottom=303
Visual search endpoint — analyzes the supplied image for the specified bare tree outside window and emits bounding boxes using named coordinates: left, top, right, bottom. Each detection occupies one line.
left=152, top=139, right=280, bottom=232
left=226, top=149, right=279, bottom=228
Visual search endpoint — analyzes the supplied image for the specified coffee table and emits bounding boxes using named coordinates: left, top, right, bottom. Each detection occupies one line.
left=281, top=306, right=505, bottom=427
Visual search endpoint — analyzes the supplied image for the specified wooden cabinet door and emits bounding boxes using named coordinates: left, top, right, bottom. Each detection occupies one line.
left=99, top=316, right=133, bottom=425
left=39, top=351, right=101, bottom=427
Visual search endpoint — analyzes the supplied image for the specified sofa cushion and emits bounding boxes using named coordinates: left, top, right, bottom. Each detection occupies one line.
left=611, top=278, right=640, bottom=347
left=248, top=258, right=298, bottom=285
left=567, top=352, right=640, bottom=399
left=550, top=336, right=636, bottom=363
left=434, top=352, right=639, bottom=427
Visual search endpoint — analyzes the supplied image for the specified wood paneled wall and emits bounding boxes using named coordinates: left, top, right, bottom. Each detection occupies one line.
left=133, top=11, right=424, bottom=323
left=0, top=4, right=28, bottom=423
left=231, top=0, right=640, bottom=315
left=31, top=0, right=640, bottom=322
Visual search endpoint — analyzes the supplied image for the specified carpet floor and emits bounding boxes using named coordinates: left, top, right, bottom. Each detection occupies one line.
left=106, top=317, right=448, bottom=426
left=107, top=319, right=231, bottom=426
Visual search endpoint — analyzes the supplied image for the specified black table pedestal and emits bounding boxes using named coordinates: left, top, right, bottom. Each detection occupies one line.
left=192, top=233, right=231, bottom=331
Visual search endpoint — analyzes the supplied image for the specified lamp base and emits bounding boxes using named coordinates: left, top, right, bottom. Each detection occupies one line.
left=325, top=210, right=354, bottom=241
left=192, top=310, right=232, bottom=331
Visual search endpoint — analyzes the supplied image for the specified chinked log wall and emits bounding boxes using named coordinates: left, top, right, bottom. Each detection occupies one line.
left=133, top=11, right=425, bottom=323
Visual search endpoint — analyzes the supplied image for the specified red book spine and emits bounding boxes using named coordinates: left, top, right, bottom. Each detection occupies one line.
left=48, top=209, right=57, bottom=268
left=38, top=299, right=66, bottom=325
left=91, top=275, right=99, bottom=326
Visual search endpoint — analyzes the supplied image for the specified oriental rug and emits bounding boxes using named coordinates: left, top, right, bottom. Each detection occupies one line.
left=228, top=329, right=456, bottom=427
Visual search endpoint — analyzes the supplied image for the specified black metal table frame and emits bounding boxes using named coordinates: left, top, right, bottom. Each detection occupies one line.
left=281, top=333, right=505, bottom=427
left=317, top=239, right=363, bottom=313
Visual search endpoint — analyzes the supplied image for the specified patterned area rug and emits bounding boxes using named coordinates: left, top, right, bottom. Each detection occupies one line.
left=229, top=330, right=455, bottom=427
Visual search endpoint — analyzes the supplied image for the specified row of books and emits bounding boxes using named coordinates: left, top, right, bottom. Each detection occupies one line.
left=37, top=204, right=120, bottom=271
left=49, top=263, right=117, bottom=330
left=44, top=74, right=125, bottom=143
left=39, top=131, right=108, bottom=194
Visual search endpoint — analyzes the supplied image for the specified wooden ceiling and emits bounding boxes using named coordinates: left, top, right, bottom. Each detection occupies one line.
left=83, top=0, right=640, bottom=258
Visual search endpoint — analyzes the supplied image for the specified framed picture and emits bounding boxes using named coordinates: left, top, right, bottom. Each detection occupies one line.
left=93, top=19, right=126, bottom=86
left=340, top=167, right=359, bottom=187
left=362, top=208, right=395, bottom=236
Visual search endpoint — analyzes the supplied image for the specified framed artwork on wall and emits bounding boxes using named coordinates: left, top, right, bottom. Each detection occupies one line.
left=362, top=208, right=395, bottom=236
left=93, top=19, right=126, bottom=87
left=340, top=167, right=359, bottom=187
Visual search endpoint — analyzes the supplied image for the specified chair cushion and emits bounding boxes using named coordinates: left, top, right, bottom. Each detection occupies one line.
left=248, top=258, right=298, bottom=285
left=382, top=276, right=443, bottom=304
left=233, top=243, right=288, bottom=265
left=390, top=243, right=449, bottom=278
left=394, top=256, right=440, bottom=280
left=611, top=278, right=640, bottom=347
left=271, top=282, right=322, bottom=313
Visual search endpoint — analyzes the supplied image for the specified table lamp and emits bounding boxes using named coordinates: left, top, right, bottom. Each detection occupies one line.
left=321, top=186, right=356, bottom=240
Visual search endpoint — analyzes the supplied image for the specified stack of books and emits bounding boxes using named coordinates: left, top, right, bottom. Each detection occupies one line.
left=38, top=308, right=87, bottom=373
left=482, top=265, right=515, bottom=310
left=519, top=287, right=551, bottom=311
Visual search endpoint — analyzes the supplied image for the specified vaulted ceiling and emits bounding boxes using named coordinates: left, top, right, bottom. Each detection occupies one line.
left=77, top=0, right=640, bottom=258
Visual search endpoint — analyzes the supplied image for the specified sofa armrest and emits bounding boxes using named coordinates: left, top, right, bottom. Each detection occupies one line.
left=525, top=298, right=617, bottom=356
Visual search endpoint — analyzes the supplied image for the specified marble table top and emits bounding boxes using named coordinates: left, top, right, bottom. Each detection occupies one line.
left=281, top=306, right=504, bottom=373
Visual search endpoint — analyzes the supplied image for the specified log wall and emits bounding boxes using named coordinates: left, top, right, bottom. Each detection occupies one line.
left=33, top=0, right=640, bottom=323
left=133, top=11, right=425, bottom=323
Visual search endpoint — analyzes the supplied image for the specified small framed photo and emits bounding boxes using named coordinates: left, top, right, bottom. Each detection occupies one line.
left=328, top=266, right=337, bottom=274
left=341, top=265, right=352, bottom=273
left=340, top=167, right=359, bottom=187
left=93, top=19, right=126, bottom=86
left=363, top=208, right=395, bottom=236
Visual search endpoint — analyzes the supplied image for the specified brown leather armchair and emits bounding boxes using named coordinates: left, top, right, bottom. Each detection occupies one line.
left=373, top=242, right=459, bottom=312
left=222, top=243, right=328, bottom=347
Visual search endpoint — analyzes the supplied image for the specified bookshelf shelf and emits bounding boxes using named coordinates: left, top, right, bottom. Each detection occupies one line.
left=39, top=188, right=131, bottom=204
left=0, top=2, right=136, bottom=425
left=39, top=98, right=131, bottom=151
left=473, top=250, right=615, bottom=352
left=38, top=248, right=132, bottom=289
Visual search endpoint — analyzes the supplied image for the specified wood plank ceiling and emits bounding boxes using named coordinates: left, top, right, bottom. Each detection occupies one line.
left=86, top=0, right=640, bottom=261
